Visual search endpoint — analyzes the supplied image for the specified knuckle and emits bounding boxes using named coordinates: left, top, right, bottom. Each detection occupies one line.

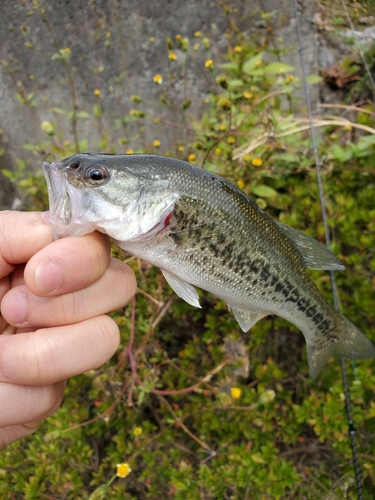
left=38, top=384, right=64, bottom=418
left=23, top=334, right=57, bottom=384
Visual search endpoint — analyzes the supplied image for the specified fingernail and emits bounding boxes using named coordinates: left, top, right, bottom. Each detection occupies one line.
left=1, top=290, right=27, bottom=326
left=35, top=259, right=65, bottom=294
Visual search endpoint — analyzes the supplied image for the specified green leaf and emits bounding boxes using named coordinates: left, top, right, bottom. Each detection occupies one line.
left=23, top=143, right=37, bottom=151
left=218, top=61, right=238, bottom=71
left=228, top=79, right=244, bottom=88
left=264, top=62, right=295, bottom=74
left=51, top=107, right=68, bottom=115
left=93, top=104, right=102, bottom=117
left=272, top=152, right=300, bottom=163
left=76, top=111, right=91, bottom=119
left=251, top=453, right=266, bottom=464
left=329, top=144, right=353, bottom=163
left=306, top=74, right=323, bottom=84
left=1, top=169, right=14, bottom=180
left=251, top=185, right=278, bottom=198
left=359, top=134, right=375, bottom=145
left=242, top=51, right=265, bottom=75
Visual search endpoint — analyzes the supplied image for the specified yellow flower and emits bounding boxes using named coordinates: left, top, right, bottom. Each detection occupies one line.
left=126, top=149, right=134, bottom=154
left=286, top=74, right=294, bottom=83
left=117, top=463, right=131, bottom=478
left=243, top=91, right=254, bottom=99
left=106, top=31, right=111, bottom=38
left=227, top=136, right=236, bottom=144
left=64, top=140, right=70, bottom=146
left=194, top=31, right=202, bottom=38
left=219, top=123, right=226, bottom=131
left=205, top=59, right=213, bottom=69
left=168, top=51, right=177, bottom=61
left=153, top=139, right=161, bottom=147
left=154, top=117, right=160, bottom=123
left=193, top=43, right=200, bottom=51
left=176, top=34, right=181, bottom=40
left=41, top=121, right=54, bottom=135
left=214, top=147, right=221, bottom=155
left=149, top=36, right=155, bottom=43
left=255, top=60, right=262, bottom=67
left=231, top=387, right=242, bottom=399
left=252, top=157, right=263, bottom=167
left=243, top=154, right=250, bottom=162
left=344, top=125, right=352, bottom=131
left=133, top=426, right=142, bottom=436
left=188, top=153, right=196, bottom=163
left=234, top=45, right=242, bottom=52
left=178, top=145, right=184, bottom=152
left=153, top=74, right=163, bottom=84
left=25, top=42, right=33, bottom=49
left=237, top=179, right=245, bottom=189
left=93, top=89, right=101, bottom=96
left=29, top=74, right=34, bottom=80
left=64, top=47, right=71, bottom=53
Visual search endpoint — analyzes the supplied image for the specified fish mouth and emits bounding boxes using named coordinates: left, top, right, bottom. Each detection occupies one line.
left=42, top=161, right=73, bottom=239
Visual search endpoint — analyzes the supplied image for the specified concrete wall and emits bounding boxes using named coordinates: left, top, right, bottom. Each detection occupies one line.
left=0, top=0, right=318, bottom=208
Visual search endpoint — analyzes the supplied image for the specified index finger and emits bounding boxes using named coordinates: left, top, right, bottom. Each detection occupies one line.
left=0, top=211, right=53, bottom=279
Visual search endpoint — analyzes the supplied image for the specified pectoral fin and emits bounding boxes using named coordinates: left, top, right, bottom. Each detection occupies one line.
left=161, top=269, right=201, bottom=308
left=228, top=305, right=265, bottom=332
left=276, top=221, right=345, bottom=271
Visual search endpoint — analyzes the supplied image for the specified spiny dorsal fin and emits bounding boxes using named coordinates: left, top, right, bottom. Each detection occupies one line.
left=276, top=221, right=345, bottom=271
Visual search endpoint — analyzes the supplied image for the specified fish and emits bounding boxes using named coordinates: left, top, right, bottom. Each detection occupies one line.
left=42, top=153, right=375, bottom=377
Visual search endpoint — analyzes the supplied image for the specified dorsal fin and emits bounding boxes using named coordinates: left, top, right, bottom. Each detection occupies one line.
left=276, top=221, right=345, bottom=271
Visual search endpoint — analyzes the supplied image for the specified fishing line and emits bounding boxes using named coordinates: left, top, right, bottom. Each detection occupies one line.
left=292, top=0, right=363, bottom=498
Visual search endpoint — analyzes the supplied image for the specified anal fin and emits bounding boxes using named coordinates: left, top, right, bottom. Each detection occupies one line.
left=228, top=304, right=265, bottom=332
left=161, top=269, right=201, bottom=308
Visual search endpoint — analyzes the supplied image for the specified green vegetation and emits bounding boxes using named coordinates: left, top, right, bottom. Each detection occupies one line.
left=1, top=1, right=375, bottom=499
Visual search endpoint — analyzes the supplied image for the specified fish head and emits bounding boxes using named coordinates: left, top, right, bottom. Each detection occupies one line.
left=42, top=153, right=179, bottom=242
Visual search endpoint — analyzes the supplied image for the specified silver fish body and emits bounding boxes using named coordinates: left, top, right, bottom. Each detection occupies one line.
left=42, top=153, right=375, bottom=377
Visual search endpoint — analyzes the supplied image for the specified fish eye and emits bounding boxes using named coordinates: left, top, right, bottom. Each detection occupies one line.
left=84, top=165, right=109, bottom=185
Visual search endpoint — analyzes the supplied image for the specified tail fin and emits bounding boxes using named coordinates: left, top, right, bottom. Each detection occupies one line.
left=306, top=314, right=375, bottom=378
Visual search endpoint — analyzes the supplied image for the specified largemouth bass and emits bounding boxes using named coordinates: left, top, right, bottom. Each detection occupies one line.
left=42, top=153, right=375, bottom=377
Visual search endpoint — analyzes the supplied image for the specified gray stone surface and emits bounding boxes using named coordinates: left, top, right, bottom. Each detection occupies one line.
left=0, top=0, right=318, bottom=208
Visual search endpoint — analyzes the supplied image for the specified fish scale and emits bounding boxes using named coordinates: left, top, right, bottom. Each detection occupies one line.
left=42, top=153, right=375, bottom=377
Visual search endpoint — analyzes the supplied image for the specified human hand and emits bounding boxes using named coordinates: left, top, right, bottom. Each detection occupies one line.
left=0, top=211, right=137, bottom=448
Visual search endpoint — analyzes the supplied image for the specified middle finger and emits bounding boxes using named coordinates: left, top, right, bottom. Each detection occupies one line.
left=1, top=258, right=136, bottom=328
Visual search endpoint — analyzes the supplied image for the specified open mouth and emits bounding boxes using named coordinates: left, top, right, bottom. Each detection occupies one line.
left=42, top=161, right=72, bottom=237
